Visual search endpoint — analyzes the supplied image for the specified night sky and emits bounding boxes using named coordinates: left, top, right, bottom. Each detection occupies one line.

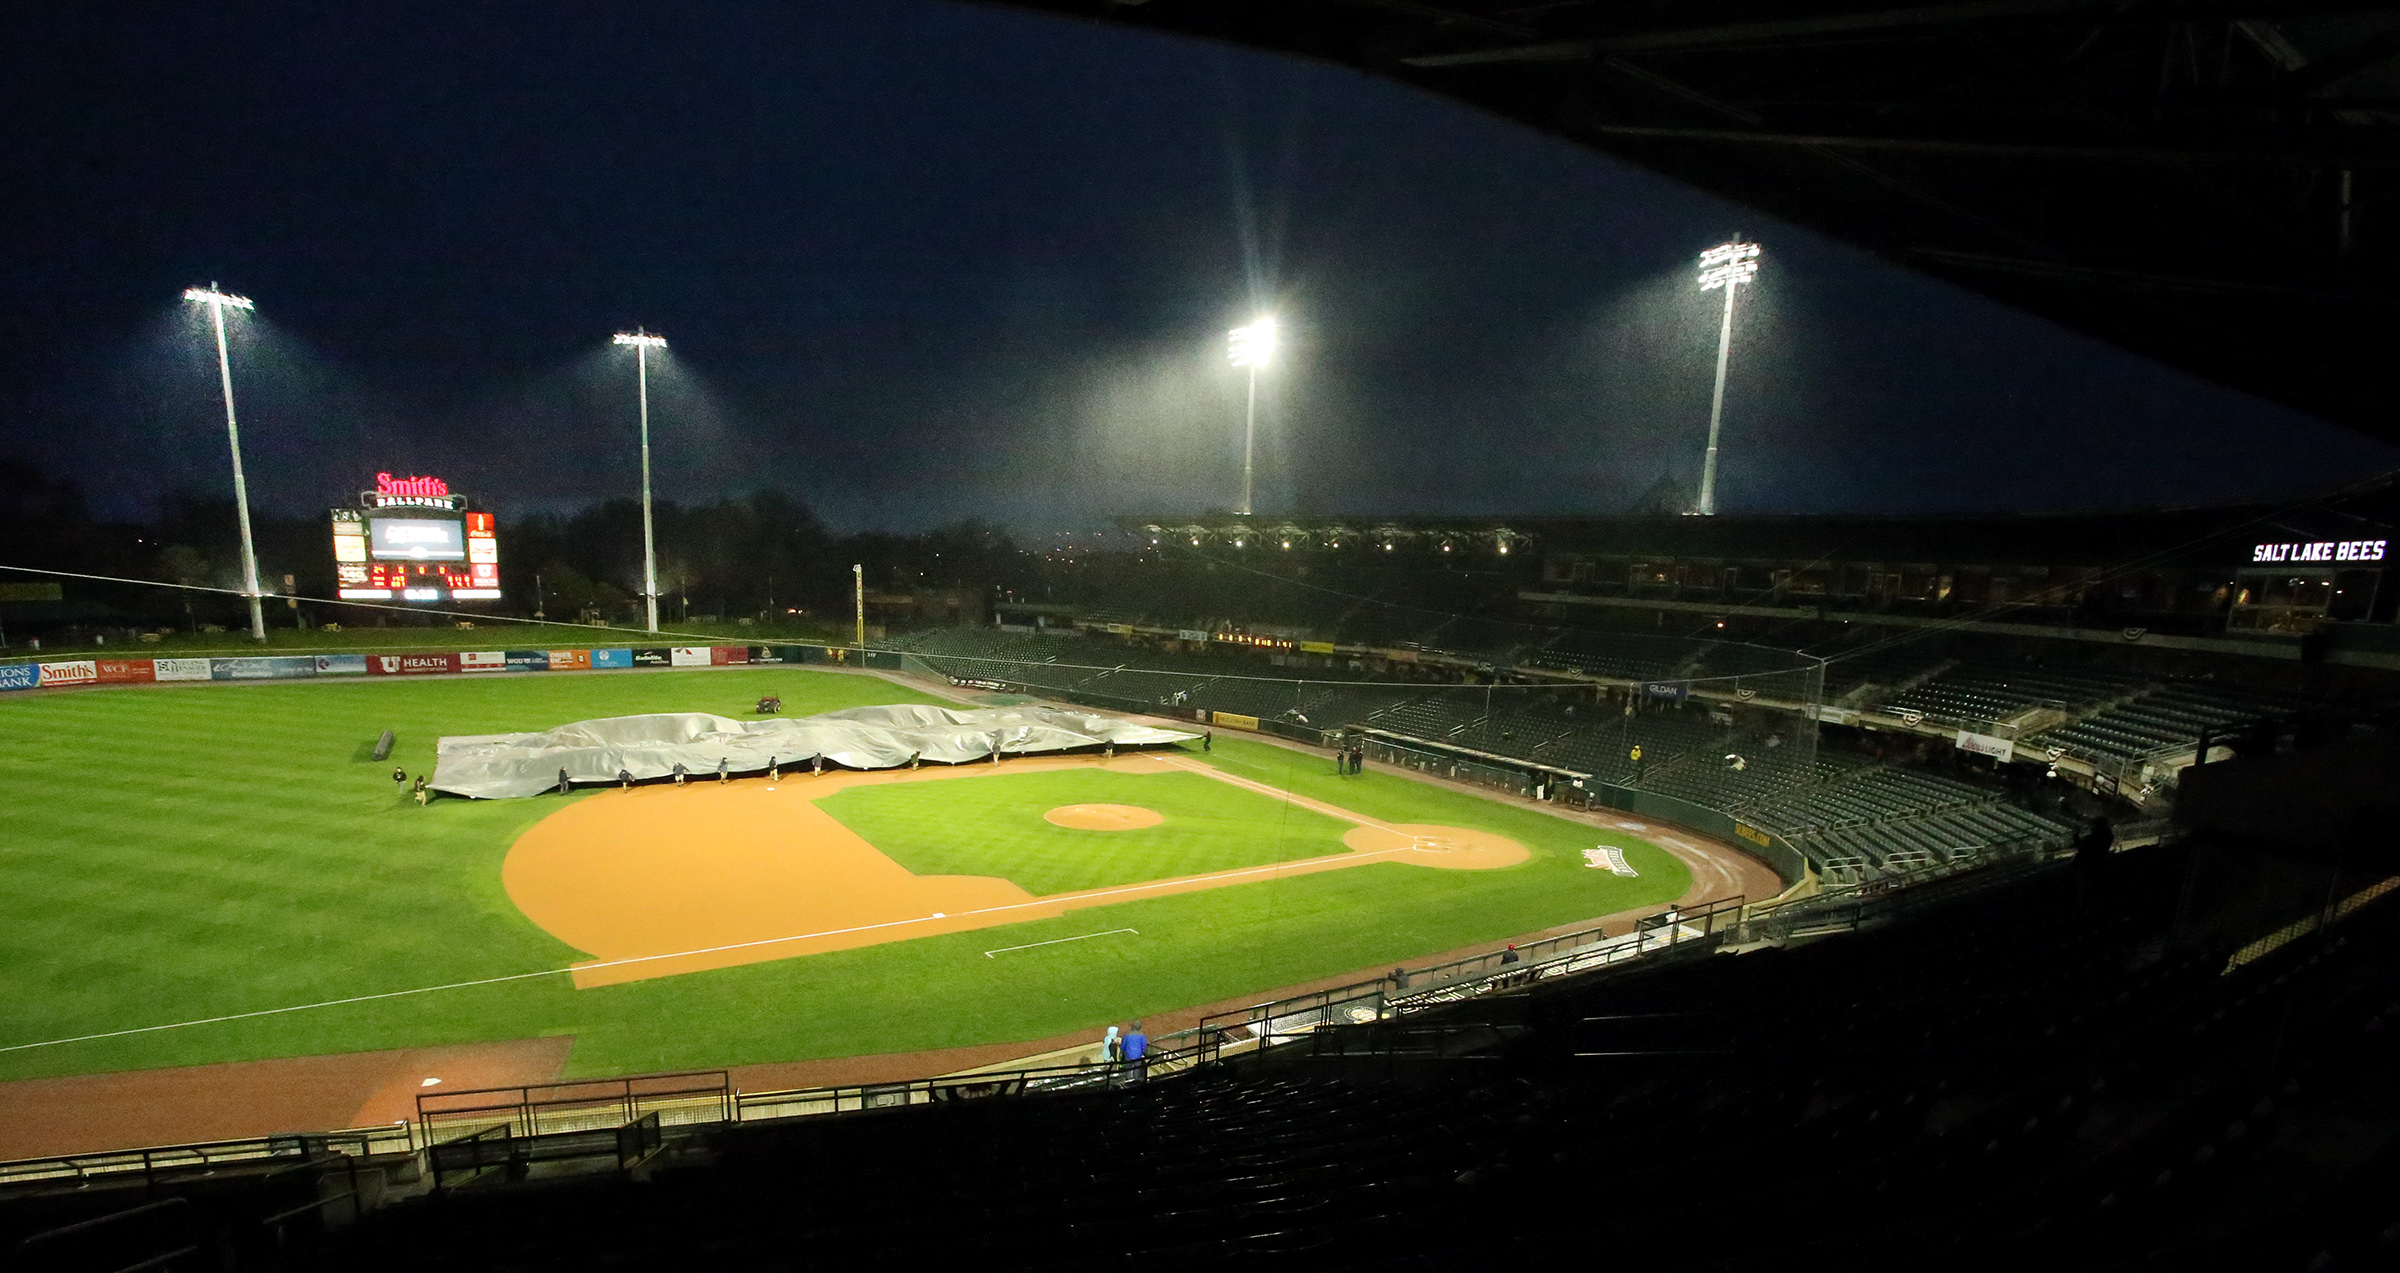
left=6, top=0, right=2393, bottom=534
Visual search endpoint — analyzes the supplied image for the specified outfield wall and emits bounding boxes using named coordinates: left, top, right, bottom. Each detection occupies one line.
left=0, top=644, right=879, bottom=693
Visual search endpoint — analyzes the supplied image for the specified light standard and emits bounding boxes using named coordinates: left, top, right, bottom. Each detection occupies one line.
left=1227, top=317, right=1277, bottom=517
left=612, top=330, right=667, bottom=632
left=1694, top=240, right=1760, bottom=517
left=183, top=285, right=267, bottom=641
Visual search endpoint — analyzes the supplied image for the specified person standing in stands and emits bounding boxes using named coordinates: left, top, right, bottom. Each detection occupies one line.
left=1122, top=1021, right=1149, bottom=1080
left=1102, top=1024, right=1121, bottom=1066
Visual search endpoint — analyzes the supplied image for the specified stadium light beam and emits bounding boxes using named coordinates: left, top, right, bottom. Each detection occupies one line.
left=1693, top=239, right=1760, bottom=517
left=1228, top=317, right=1276, bottom=517
left=183, top=285, right=266, bottom=641
left=613, top=329, right=668, bottom=632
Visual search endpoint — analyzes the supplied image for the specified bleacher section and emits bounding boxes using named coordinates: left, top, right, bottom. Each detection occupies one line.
left=1874, top=661, right=2143, bottom=726
left=2029, top=679, right=2313, bottom=766
left=888, top=626, right=2082, bottom=877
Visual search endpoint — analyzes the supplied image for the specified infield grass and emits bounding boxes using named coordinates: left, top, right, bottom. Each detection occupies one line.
left=0, top=671, right=1689, bottom=1084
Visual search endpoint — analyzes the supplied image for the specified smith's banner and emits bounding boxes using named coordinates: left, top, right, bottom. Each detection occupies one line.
left=39, top=660, right=97, bottom=687
left=152, top=658, right=213, bottom=682
left=0, top=663, right=39, bottom=691
left=590, top=648, right=633, bottom=669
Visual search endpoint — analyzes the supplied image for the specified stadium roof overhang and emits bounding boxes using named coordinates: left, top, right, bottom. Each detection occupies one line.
left=972, top=1, right=2400, bottom=442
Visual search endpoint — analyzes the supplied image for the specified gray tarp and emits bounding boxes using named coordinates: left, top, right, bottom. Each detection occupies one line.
left=430, top=703, right=1199, bottom=799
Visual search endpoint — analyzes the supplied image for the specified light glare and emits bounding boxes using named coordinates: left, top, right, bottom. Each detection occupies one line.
left=613, top=331, right=667, bottom=349
left=183, top=286, right=253, bottom=310
left=1697, top=240, right=1761, bottom=292
left=1228, top=317, right=1277, bottom=368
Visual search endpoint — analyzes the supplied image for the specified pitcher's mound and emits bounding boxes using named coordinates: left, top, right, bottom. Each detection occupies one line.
left=1045, top=803, right=1165, bottom=830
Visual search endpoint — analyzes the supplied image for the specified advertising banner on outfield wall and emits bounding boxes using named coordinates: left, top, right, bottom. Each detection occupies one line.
left=152, top=658, right=212, bottom=682
left=548, top=649, right=591, bottom=671
left=1211, top=711, right=1260, bottom=731
left=39, top=660, right=97, bottom=686
left=0, top=663, right=39, bottom=691
left=630, top=648, right=672, bottom=667
left=669, top=647, right=712, bottom=667
left=314, top=654, right=367, bottom=675
left=458, top=651, right=507, bottom=673
left=590, top=648, right=632, bottom=669
left=95, top=659, right=154, bottom=683
left=215, top=656, right=317, bottom=680
left=372, top=652, right=456, bottom=675
left=747, top=645, right=793, bottom=664
left=1641, top=682, right=1690, bottom=701
left=710, top=646, right=748, bottom=665
left=504, top=650, right=550, bottom=672
left=1300, top=641, right=1336, bottom=655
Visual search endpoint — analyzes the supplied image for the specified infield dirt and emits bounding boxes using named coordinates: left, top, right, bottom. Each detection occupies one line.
left=504, top=752, right=1528, bottom=988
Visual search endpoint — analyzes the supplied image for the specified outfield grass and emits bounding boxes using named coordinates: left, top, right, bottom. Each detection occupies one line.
left=0, top=672, right=1689, bottom=1084
left=819, top=769, right=1357, bottom=894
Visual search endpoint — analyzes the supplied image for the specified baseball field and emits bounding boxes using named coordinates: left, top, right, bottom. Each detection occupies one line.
left=0, top=667, right=1692, bottom=1089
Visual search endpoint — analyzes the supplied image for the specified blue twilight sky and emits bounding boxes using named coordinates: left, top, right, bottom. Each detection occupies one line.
left=3, top=0, right=2391, bottom=532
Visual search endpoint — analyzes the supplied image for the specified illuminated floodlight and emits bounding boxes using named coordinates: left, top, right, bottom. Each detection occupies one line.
left=1227, top=317, right=1276, bottom=368
left=1691, top=239, right=1761, bottom=517
left=1696, top=240, right=1760, bottom=292
left=614, top=329, right=668, bottom=631
left=183, top=286, right=254, bottom=311
left=1228, top=316, right=1278, bottom=515
left=182, top=283, right=264, bottom=640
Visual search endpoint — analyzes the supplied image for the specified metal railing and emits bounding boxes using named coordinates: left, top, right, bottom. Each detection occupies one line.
left=416, top=1070, right=731, bottom=1145
left=733, top=1040, right=1215, bottom=1123
left=1192, top=897, right=1746, bottom=1055
left=0, top=1126, right=414, bottom=1190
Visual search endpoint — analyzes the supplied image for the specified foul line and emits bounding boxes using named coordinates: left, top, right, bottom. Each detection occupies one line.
left=984, top=928, right=1138, bottom=958
left=3, top=761, right=1430, bottom=1056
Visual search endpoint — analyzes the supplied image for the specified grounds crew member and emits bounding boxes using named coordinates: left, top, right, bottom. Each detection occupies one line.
left=672, top=762, right=688, bottom=786
left=411, top=775, right=429, bottom=806
left=391, top=765, right=407, bottom=790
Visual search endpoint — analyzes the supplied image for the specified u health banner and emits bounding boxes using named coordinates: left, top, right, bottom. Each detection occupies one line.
left=371, top=652, right=456, bottom=676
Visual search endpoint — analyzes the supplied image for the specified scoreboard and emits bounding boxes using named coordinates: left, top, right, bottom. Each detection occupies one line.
left=333, top=473, right=502, bottom=602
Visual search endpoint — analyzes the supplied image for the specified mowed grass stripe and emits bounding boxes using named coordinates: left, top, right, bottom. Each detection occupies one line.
left=817, top=769, right=1358, bottom=895
left=0, top=683, right=1689, bottom=1082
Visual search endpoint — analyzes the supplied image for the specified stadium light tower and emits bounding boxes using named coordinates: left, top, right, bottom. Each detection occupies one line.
left=613, top=329, right=668, bottom=632
left=1693, top=239, right=1760, bottom=517
left=182, top=284, right=266, bottom=641
left=1228, top=316, right=1277, bottom=517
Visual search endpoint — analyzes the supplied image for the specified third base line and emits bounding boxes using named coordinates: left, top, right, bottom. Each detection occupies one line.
left=984, top=928, right=1139, bottom=958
